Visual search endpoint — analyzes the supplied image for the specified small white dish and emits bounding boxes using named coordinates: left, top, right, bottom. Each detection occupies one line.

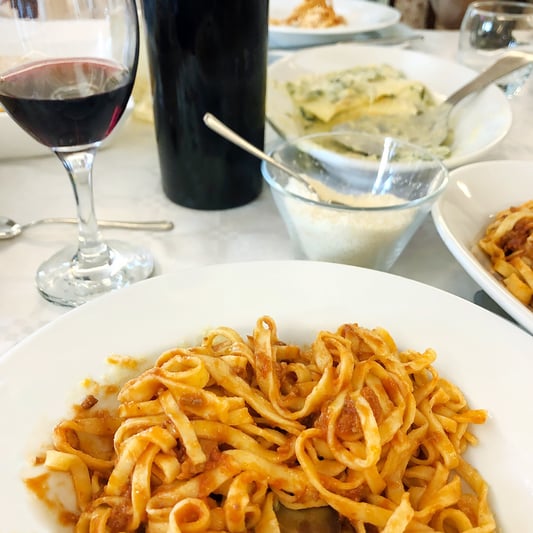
left=432, top=159, right=533, bottom=335
left=1, top=260, right=533, bottom=531
left=0, top=98, right=134, bottom=160
left=267, top=43, right=512, bottom=169
left=268, top=0, right=400, bottom=49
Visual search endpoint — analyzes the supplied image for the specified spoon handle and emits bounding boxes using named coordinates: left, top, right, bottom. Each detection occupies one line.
left=445, top=51, right=533, bottom=106
left=25, top=218, right=174, bottom=231
left=203, top=112, right=278, bottom=163
left=204, top=112, right=362, bottom=205
left=203, top=113, right=301, bottom=180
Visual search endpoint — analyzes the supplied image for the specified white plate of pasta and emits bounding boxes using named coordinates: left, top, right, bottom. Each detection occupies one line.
left=1, top=260, right=533, bottom=532
left=268, top=0, right=401, bottom=48
left=432, top=159, right=533, bottom=336
left=267, top=44, right=512, bottom=169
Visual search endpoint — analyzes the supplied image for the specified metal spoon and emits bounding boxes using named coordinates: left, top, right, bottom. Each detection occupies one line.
left=336, top=51, right=533, bottom=149
left=203, top=112, right=319, bottom=194
left=203, top=112, right=354, bottom=205
left=0, top=216, right=174, bottom=240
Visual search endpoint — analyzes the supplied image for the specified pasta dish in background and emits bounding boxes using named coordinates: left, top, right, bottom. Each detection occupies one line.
left=478, top=199, right=533, bottom=309
left=270, top=0, right=347, bottom=28
left=28, top=316, right=496, bottom=532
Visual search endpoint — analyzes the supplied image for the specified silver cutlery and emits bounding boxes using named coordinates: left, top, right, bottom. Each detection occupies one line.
left=0, top=216, right=174, bottom=240
left=337, top=51, right=533, bottom=148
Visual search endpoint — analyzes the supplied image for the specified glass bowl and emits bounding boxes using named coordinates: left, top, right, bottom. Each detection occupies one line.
left=262, top=131, right=449, bottom=271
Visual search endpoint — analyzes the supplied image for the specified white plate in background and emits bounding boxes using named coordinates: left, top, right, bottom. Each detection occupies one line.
left=269, top=0, right=400, bottom=48
left=267, top=43, right=512, bottom=169
left=0, top=260, right=532, bottom=531
left=432, top=160, right=533, bottom=335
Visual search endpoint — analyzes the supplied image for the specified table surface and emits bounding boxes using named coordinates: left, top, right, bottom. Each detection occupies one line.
left=1, top=30, right=532, bottom=356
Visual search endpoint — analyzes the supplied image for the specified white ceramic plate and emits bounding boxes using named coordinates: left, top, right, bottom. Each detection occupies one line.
left=268, top=0, right=400, bottom=48
left=0, top=98, right=134, bottom=160
left=1, top=261, right=533, bottom=531
left=267, top=44, right=512, bottom=169
left=432, top=160, right=533, bottom=336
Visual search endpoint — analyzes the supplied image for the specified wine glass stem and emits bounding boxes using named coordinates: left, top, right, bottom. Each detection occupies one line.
left=55, top=148, right=111, bottom=269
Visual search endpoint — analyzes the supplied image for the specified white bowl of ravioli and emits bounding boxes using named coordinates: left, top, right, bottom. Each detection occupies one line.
left=266, top=44, right=512, bottom=169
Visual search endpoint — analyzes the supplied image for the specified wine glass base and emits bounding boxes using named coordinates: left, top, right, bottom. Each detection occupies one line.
left=36, top=240, right=154, bottom=307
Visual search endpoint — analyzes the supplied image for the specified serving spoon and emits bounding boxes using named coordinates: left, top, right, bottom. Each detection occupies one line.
left=336, top=51, right=533, bottom=148
left=0, top=216, right=174, bottom=240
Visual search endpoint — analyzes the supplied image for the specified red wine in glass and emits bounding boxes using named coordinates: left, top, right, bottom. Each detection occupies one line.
left=0, top=58, right=132, bottom=147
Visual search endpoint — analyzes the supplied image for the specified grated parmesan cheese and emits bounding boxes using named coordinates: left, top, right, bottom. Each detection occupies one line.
left=279, top=178, right=419, bottom=270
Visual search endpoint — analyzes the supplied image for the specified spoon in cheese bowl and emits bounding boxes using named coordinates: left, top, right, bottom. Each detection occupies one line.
left=203, top=113, right=448, bottom=209
left=203, top=112, right=358, bottom=206
left=203, top=113, right=418, bottom=206
left=260, top=130, right=448, bottom=271
left=204, top=112, right=449, bottom=270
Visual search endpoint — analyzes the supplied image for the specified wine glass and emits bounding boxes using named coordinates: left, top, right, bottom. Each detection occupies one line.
left=0, top=0, right=153, bottom=307
left=457, top=1, right=533, bottom=97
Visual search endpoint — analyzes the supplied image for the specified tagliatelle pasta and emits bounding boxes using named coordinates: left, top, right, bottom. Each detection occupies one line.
left=478, top=199, right=533, bottom=308
left=270, top=0, right=346, bottom=28
left=30, top=317, right=495, bottom=532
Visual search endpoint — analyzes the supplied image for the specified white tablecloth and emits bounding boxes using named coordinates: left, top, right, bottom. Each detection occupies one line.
left=1, top=30, right=532, bottom=356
